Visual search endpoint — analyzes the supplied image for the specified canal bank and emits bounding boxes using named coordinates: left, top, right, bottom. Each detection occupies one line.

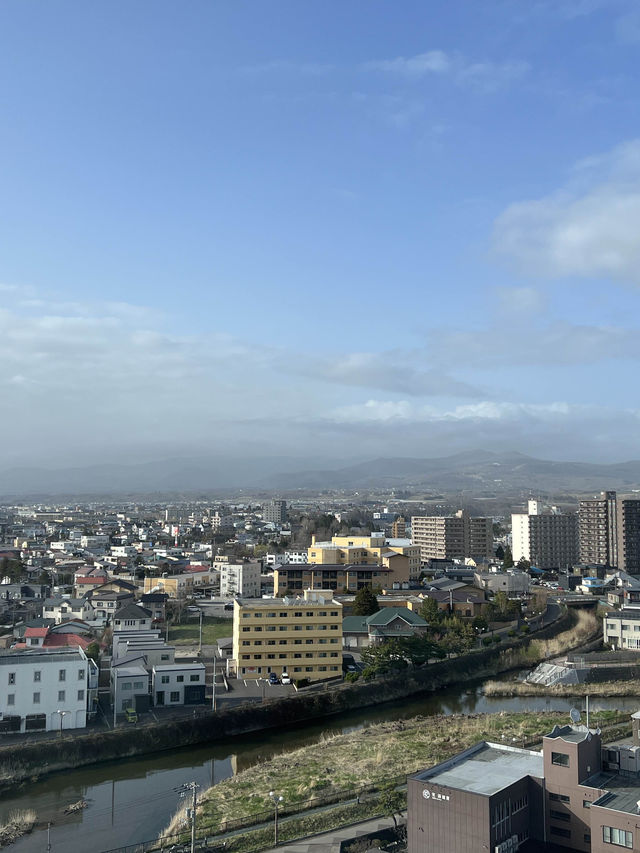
left=2, top=686, right=635, bottom=853
left=0, top=603, right=588, bottom=793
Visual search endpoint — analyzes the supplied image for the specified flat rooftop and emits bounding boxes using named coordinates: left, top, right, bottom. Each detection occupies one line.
left=413, top=742, right=543, bottom=797
left=587, top=772, right=640, bottom=815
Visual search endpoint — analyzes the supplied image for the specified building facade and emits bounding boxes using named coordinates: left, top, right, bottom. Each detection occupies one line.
left=273, top=563, right=392, bottom=596
left=232, top=589, right=342, bottom=681
left=0, top=647, right=98, bottom=733
left=263, top=500, right=287, bottom=525
left=408, top=719, right=640, bottom=853
left=411, top=510, right=493, bottom=564
left=579, top=491, right=618, bottom=567
left=219, top=561, right=261, bottom=599
left=512, top=500, right=578, bottom=570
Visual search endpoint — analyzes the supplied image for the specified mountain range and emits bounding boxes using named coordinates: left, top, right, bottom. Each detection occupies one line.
left=2, top=450, right=640, bottom=498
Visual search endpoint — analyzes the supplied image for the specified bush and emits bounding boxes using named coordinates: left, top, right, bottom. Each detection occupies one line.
left=507, top=630, right=516, bottom=638
left=493, top=635, right=502, bottom=644
left=482, top=637, right=493, bottom=647
left=294, top=678, right=310, bottom=689
left=345, top=672, right=360, bottom=683
left=520, top=624, right=530, bottom=634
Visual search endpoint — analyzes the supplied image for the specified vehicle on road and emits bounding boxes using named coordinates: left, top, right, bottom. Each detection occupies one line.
left=124, top=707, right=138, bottom=723
left=268, top=672, right=279, bottom=685
left=280, top=672, right=291, bottom=685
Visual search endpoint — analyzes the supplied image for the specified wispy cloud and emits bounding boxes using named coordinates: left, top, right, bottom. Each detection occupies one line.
left=360, top=50, right=529, bottom=92
left=239, top=60, right=335, bottom=76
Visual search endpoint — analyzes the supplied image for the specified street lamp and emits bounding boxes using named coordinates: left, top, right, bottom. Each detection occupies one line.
left=268, top=791, right=283, bottom=845
left=55, top=709, right=69, bottom=736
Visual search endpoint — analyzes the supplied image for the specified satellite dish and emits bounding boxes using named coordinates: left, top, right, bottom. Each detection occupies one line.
left=570, top=708, right=581, bottom=724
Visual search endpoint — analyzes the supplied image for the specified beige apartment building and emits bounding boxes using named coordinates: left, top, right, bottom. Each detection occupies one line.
left=232, top=589, right=342, bottom=681
left=411, top=509, right=492, bottom=563
left=307, top=533, right=420, bottom=577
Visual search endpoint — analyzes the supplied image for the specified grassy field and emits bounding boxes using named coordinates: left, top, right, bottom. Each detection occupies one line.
left=168, top=616, right=231, bottom=645
left=162, top=708, right=623, bottom=841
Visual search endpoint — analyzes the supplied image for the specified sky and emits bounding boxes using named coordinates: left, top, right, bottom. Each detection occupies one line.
left=1, top=0, right=640, bottom=470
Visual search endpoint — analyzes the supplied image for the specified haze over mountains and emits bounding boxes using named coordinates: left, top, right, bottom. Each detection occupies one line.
left=2, top=451, right=640, bottom=499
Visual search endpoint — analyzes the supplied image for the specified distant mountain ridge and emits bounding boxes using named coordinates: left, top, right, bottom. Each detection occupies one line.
left=2, top=450, right=640, bottom=498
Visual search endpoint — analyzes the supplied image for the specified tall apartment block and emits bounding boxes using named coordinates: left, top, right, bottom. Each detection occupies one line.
left=578, top=491, right=618, bottom=567
left=411, top=510, right=492, bottom=563
left=617, top=497, right=640, bottom=573
left=263, top=500, right=287, bottom=525
left=512, top=500, right=578, bottom=570
left=578, top=491, right=640, bottom=573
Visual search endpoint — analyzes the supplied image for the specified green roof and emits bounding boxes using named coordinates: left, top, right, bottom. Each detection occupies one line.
left=365, top=607, right=427, bottom=627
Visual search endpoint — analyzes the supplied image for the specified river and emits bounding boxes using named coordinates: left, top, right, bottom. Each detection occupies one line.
left=3, top=683, right=638, bottom=853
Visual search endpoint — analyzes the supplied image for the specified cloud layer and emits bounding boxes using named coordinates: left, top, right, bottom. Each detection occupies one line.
left=494, top=140, right=640, bottom=284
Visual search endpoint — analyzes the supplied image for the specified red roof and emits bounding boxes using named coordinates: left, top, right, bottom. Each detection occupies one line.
left=44, top=633, right=90, bottom=650
left=25, top=627, right=49, bottom=638
left=184, top=565, right=209, bottom=573
left=75, top=577, right=104, bottom=584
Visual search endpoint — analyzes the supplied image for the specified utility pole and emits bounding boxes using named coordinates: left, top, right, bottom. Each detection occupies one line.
left=174, top=781, right=199, bottom=853
left=212, top=655, right=216, bottom=711
left=198, top=609, right=203, bottom=655
left=46, top=822, right=51, bottom=852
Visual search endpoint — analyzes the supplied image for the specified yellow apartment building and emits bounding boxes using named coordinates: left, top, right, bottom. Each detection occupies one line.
left=232, top=589, right=343, bottom=681
left=307, top=533, right=421, bottom=579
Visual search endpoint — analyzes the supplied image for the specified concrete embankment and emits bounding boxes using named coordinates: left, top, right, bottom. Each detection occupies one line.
left=0, top=606, right=598, bottom=791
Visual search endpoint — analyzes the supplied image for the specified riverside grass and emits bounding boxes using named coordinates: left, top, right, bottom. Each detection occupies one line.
left=162, top=708, right=621, bottom=841
left=485, top=679, right=640, bottom=698
left=0, top=809, right=36, bottom=849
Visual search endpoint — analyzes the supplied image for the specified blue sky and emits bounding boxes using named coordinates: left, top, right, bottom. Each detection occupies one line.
left=1, top=0, right=640, bottom=468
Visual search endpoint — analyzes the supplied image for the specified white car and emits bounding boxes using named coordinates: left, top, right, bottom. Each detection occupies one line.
left=281, top=673, right=291, bottom=685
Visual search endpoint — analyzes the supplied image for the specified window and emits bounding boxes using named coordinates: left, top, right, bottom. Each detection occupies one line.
left=603, top=827, right=633, bottom=847
left=551, top=752, right=569, bottom=767
left=267, top=654, right=275, bottom=659
left=7, top=694, right=14, bottom=705
left=33, top=692, right=40, bottom=704
left=294, top=639, right=302, bottom=645
left=161, top=675, right=170, bottom=684
left=279, top=654, right=286, bottom=659
left=550, top=793, right=570, bottom=802
left=77, top=689, right=85, bottom=701
left=59, top=669, right=66, bottom=682
left=550, top=827, right=571, bottom=839
left=253, top=654, right=262, bottom=660
left=78, top=669, right=85, bottom=680
left=279, top=626, right=287, bottom=631
left=267, top=640, right=276, bottom=646
left=58, top=690, right=66, bottom=701
left=33, top=671, right=41, bottom=682
left=294, top=653, right=302, bottom=659
left=305, top=666, right=313, bottom=671
left=242, top=627, right=250, bottom=633
left=242, top=640, right=250, bottom=646
left=176, top=675, right=184, bottom=682
left=583, top=800, right=591, bottom=808
left=8, top=673, right=15, bottom=685
left=161, top=654, right=170, bottom=661
left=550, top=810, right=570, bottom=822
left=266, top=626, right=276, bottom=632
left=133, top=681, right=144, bottom=689
left=306, top=639, right=314, bottom=644
left=170, top=692, right=180, bottom=702
left=294, top=626, right=302, bottom=631
left=189, top=674, right=200, bottom=682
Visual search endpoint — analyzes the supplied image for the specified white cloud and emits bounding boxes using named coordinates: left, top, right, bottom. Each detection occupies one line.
left=493, top=139, right=640, bottom=283
left=360, top=50, right=529, bottom=91
left=329, top=399, right=572, bottom=425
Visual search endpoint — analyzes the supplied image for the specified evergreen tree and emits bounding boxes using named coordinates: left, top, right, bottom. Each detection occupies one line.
left=502, top=546, right=514, bottom=568
left=353, top=586, right=380, bottom=616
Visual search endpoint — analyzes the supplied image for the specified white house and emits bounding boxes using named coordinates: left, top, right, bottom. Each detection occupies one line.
left=112, top=603, right=152, bottom=631
left=0, top=647, right=98, bottom=733
left=42, top=597, right=94, bottom=624
left=151, top=663, right=206, bottom=707
left=111, top=665, right=150, bottom=716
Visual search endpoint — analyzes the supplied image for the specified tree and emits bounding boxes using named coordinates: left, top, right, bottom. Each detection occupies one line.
left=377, top=782, right=405, bottom=831
left=516, top=557, right=531, bottom=572
left=495, top=544, right=505, bottom=560
left=86, top=641, right=100, bottom=663
left=353, top=586, right=380, bottom=616
left=502, top=546, right=514, bottom=568
left=419, top=596, right=442, bottom=626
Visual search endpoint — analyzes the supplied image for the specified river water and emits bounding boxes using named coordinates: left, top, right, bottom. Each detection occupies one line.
left=3, top=684, right=638, bottom=853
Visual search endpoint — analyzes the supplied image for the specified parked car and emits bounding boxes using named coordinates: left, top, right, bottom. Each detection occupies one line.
left=280, top=672, right=291, bottom=685
left=268, top=672, right=279, bottom=685
left=124, top=707, right=138, bottom=723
